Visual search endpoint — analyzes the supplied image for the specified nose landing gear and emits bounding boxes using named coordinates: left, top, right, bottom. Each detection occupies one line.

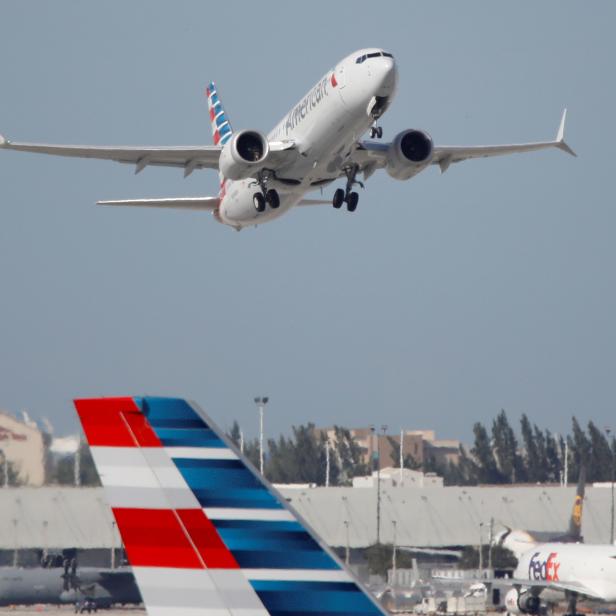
left=332, top=164, right=363, bottom=212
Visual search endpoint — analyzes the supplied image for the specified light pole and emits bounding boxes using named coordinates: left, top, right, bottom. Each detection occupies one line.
left=488, top=517, right=494, bottom=573
left=254, top=397, right=269, bottom=475
left=606, top=427, right=615, bottom=544
left=325, top=437, right=331, bottom=487
left=392, top=520, right=398, bottom=586
left=376, top=424, right=387, bottom=544
left=0, top=450, right=7, bottom=488
left=399, top=429, right=404, bottom=487
left=74, top=435, right=81, bottom=487
left=478, top=522, right=484, bottom=576
left=344, top=520, right=350, bottom=565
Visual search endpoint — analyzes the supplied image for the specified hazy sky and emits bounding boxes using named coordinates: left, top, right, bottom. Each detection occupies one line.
left=0, top=1, right=614, bottom=444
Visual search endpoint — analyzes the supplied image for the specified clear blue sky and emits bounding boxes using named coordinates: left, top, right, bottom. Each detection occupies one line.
left=0, top=1, right=614, bottom=443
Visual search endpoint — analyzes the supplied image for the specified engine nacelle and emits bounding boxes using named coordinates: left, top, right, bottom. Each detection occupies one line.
left=385, top=129, right=433, bottom=180
left=504, top=588, right=541, bottom=615
left=219, top=130, right=269, bottom=180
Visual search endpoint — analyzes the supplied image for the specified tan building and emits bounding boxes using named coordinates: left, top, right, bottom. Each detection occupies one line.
left=0, top=410, right=46, bottom=486
left=317, top=426, right=461, bottom=471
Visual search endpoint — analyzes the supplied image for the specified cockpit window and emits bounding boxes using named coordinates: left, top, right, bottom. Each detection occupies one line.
left=356, top=51, right=394, bottom=63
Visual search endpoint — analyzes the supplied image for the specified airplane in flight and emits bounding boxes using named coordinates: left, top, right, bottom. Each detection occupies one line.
left=73, top=396, right=390, bottom=616
left=1, top=48, right=575, bottom=230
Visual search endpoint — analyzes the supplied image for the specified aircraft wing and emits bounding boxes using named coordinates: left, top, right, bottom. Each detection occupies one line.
left=0, top=134, right=221, bottom=176
left=439, top=576, right=605, bottom=601
left=349, top=109, right=575, bottom=177
left=97, top=196, right=219, bottom=210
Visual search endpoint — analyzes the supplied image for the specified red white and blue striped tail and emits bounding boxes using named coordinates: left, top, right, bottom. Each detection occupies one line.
left=74, top=397, right=387, bottom=616
left=206, top=82, right=233, bottom=146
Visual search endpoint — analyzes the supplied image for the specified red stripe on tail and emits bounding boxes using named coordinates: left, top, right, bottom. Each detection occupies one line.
left=177, top=509, right=239, bottom=569
left=113, top=508, right=204, bottom=569
left=75, top=397, right=141, bottom=447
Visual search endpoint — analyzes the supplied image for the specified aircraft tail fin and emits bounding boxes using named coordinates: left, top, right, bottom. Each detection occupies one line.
left=73, top=397, right=387, bottom=616
left=206, top=82, right=233, bottom=146
left=567, top=463, right=586, bottom=540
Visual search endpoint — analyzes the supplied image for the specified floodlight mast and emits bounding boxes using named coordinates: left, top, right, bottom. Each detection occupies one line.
left=376, top=424, right=387, bottom=544
left=606, top=427, right=615, bottom=545
left=254, top=397, right=269, bottom=476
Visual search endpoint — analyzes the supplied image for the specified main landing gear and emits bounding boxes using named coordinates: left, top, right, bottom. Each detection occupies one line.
left=564, top=592, right=578, bottom=616
left=369, top=125, right=383, bottom=139
left=252, top=169, right=280, bottom=213
left=332, top=164, right=363, bottom=212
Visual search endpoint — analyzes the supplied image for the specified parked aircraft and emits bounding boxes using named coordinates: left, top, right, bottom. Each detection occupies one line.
left=73, top=396, right=390, bottom=616
left=0, top=565, right=140, bottom=608
left=496, top=466, right=586, bottom=558
left=502, top=542, right=616, bottom=616
left=1, top=49, right=575, bottom=230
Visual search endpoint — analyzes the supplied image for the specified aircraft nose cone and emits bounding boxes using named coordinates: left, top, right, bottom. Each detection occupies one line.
left=377, top=58, right=398, bottom=96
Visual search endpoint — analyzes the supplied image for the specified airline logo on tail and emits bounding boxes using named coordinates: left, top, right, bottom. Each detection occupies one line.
left=74, top=397, right=386, bottom=616
left=206, top=82, right=233, bottom=146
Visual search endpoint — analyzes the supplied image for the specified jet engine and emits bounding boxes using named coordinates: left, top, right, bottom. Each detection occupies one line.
left=385, top=129, right=433, bottom=180
left=504, top=588, right=541, bottom=615
left=219, top=130, right=269, bottom=180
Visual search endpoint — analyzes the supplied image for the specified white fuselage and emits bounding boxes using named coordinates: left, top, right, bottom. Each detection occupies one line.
left=216, top=49, right=398, bottom=228
left=514, top=543, right=616, bottom=603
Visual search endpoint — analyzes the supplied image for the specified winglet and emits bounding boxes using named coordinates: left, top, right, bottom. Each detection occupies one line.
left=0, top=134, right=6, bottom=147
left=555, top=109, right=577, bottom=157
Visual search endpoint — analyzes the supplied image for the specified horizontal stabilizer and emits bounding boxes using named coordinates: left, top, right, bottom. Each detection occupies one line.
left=97, top=197, right=219, bottom=211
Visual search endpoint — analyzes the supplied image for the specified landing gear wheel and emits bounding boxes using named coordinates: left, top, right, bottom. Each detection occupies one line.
left=370, top=126, right=383, bottom=139
left=346, top=191, right=359, bottom=212
left=332, top=188, right=345, bottom=209
left=266, top=189, right=280, bottom=209
left=253, top=193, right=266, bottom=212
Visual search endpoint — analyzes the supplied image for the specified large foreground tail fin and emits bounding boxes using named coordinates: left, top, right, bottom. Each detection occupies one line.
left=74, top=397, right=386, bottom=616
left=206, top=82, right=233, bottom=146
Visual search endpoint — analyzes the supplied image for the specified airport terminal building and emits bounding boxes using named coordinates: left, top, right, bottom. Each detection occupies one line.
left=0, top=482, right=613, bottom=566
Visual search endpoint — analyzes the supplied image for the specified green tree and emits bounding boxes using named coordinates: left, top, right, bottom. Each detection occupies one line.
left=266, top=424, right=337, bottom=486
left=568, top=417, right=590, bottom=482
left=458, top=545, right=517, bottom=570
left=443, top=446, right=478, bottom=486
left=363, top=544, right=416, bottom=576
left=53, top=442, right=100, bottom=486
left=227, top=420, right=242, bottom=447
left=471, top=422, right=502, bottom=483
left=587, top=421, right=612, bottom=482
left=520, top=414, right=539, bottom=481
left=0, top=457, right=21, bottom=486
left=387, top=435, right=420, bottom=472
left=492, top=410, right=525, bottom=483
left=544, top=430, right=562, bottom=483
left=333, top=426, right=368, bottom=484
